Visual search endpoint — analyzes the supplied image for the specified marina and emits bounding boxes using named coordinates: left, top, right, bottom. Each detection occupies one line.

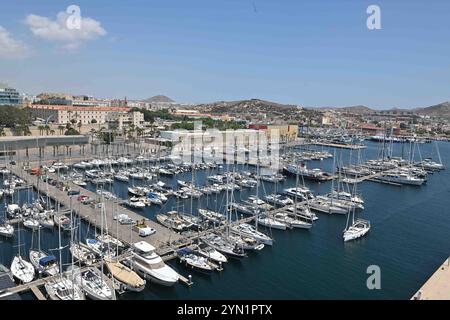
left=0, top=139, right=448, bottom=300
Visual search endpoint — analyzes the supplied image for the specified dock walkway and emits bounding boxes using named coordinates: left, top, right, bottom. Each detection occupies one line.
left=9, top=166, right=183, bottom=252
left=412, top=258, right=450, bottom=300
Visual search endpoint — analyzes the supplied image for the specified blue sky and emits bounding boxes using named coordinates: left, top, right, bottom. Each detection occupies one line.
left=0, top=0, right=449, bottom=108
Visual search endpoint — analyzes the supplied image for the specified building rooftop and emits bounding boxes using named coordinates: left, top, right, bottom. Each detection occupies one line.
left=28, top=104, right=130, bottom=112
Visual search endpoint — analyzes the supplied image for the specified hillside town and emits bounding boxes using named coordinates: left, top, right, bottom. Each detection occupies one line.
left=1, top=82, right=449, bottom=144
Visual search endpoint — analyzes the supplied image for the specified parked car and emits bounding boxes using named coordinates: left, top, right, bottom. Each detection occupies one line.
left=67, top=189, right=80, bottom=196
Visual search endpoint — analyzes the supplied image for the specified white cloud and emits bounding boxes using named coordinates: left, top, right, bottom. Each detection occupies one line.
left=25, top=11, right=106, bottom=49
left=0, top=26, right=29, bottom=59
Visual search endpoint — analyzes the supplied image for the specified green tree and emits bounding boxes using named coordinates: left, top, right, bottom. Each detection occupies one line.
left=65, top=128, right=80, bottom=135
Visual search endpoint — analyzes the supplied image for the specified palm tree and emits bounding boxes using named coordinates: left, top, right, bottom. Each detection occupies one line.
left=37, top=125, right=45, bottom=135
left=0, top=128, right=6, bottom=137
left=44, top=124, right=50, bottom=135
left=58, top=125, right=65, bottom=135
left=50, top=129, right=55, bottom=136
left=136, top=127, right=144, bottom=139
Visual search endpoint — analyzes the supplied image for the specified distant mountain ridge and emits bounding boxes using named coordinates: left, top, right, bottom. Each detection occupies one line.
left=310, top=102, right=450, bottom=118
left=415, top=101, right=450, bottom=118
left=144, top=95, right=175, bottom=103
left=193, top=98, right=299, bottom=115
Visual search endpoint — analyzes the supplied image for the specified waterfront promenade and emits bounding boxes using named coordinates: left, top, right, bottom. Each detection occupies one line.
left=412, top=258, right=450, bottom=300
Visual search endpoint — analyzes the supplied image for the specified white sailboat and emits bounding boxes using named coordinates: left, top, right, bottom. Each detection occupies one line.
left=343, top=218, right=371, bottom=242
left=72, top=266, right=116, bottom=300
left=10, top=225, right=34, bottom=283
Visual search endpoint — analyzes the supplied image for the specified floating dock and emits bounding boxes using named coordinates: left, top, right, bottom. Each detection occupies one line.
left=311, top=142, right=367, bottom=150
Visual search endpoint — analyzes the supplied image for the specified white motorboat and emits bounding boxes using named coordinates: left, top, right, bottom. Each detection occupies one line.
left=72, top=180, right=87, bottom=187
left=128, top=241, right=179, bottom=286
left=0, top=222, right=14, bottom=237
left=177, top=248, right=216, bottom=274
left=378, top=172, right=425, bottom=186
left=284, top=187, right=314, bottom=201
left=115, top=174, right=129, bottom=182
left=265, top=194, right=294, bottom=206
left=6, top=204, right=21, bottom=219
left=126, top=197, right=146, bottom=209
left=127, top=186, right=149, bottom=197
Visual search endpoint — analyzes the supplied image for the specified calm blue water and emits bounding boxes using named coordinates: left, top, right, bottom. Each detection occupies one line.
left=1, top=141, right=449, bottom=299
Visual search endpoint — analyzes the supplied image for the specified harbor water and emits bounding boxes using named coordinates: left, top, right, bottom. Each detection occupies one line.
left=1, top=141, right=449, bottom=299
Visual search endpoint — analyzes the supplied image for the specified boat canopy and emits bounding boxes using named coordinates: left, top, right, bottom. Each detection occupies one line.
left=177, top=248, right=194, bottom=255
left=39, top=255, right=57, bottom=266
left=133, top=241, right=155, bottom=253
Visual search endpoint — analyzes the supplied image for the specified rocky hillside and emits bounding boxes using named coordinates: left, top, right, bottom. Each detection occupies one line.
left=144, top=95, right=175, bottom=103
left=194, top=99, right=299, bottom=116
left=415, top=101, right=450, bottom=118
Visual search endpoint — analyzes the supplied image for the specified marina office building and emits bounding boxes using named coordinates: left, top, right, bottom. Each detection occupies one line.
left=0, top=83, right=21, bottom=106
